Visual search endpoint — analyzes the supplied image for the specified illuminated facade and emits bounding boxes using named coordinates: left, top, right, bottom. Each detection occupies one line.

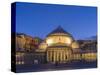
left=45, top=26, right=79, bottom=63
left=15, top=26, right=97, bottom=65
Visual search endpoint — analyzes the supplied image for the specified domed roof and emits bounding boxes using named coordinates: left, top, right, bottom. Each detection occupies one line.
left=47, top=26, right=72, bottom=37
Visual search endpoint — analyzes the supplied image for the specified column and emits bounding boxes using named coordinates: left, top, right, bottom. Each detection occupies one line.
left=58, top=50, right=61, bottom=62
left=57, top=51, right=59, bottom=62
left=55, top=51, right=57, bottom=63
left=61, top=51, right=63, bottom=62
left=63, top=51, right=66, bottom=62
left=56, top=51, right=58, bottom=62
left=47, top=51, right=49, bottom=62
left=60, top=51, right=61, bottom=62
left=48, top=51, right=50, bottom=62
left=66, top=51, right=68, bottom=61
left=50, top=51, right=52, bottom=62
left=53, top=51, right=56, bottom=63
left=62, top=51, right=63, bottom=62
left=69, top=51, right=71, bottom=61
left=51, top=51, right=53, bottom=62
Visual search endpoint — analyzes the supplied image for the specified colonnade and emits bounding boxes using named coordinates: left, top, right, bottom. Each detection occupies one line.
left=47, top=48, right=72, bottom=63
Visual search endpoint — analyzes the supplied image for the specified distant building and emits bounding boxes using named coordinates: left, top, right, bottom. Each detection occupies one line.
left=15, top=26, right=97, bottom=65
left=78, top=40, right=97, bottom=62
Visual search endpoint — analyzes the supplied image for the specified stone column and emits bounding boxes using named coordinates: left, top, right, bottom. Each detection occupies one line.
left=55, top=51, right=57, bottom=63
left=69, top=51, right=71, bottom=61
left=47, top=51, right=48, bottom=62
left=53, top=51, right=56, bottom=63
left=52, top=51, right=53, bottom=62
left=57, top=51, right=59, bottom=62
left=60, top=51, right=62, bottom=62
left=66, top=51, right=68, bottom=61
left=63, top=51, right=66, bottom=62
left=61, top=51, right=63, bottom=62
left=50, top=51, right=52, bottom=62
left=47, top=51, right=49, bottom=62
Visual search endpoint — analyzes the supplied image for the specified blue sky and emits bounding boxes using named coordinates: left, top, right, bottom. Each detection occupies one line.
left=15, top=2, right=97, bottom=40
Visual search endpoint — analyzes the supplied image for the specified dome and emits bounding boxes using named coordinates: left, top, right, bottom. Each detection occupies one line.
left=46, top=26, right=74, bottom=46
left=47, top=26, right=72, bottom=37
left=39, top=41, right=48, bottom=50
left=71, top=41, right=79, bottom=49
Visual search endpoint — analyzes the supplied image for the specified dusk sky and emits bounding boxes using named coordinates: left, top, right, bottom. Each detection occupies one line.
left=16, top=2, right=97, bottom=40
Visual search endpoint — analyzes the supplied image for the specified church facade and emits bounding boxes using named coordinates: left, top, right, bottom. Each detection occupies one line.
left=15, top=26, right=97, bottom=65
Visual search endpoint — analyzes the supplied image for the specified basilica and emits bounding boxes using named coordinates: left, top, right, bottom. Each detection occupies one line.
left=15, top=26, right=97, bottom=65
left=38, top=26, right=80, bottom=63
